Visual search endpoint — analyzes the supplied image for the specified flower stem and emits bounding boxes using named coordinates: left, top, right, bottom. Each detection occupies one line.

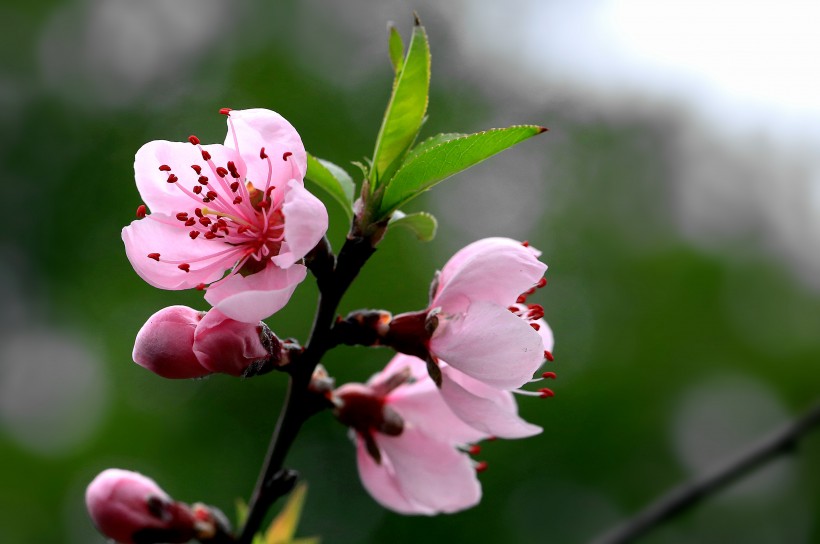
left=236, top=233, right=377, bottom=544
left=591, top=399, right=820, bottom=544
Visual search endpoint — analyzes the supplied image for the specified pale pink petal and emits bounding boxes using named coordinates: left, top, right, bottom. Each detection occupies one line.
left=270, top=180, right=329, bottom=268
left=368, top=353, right=428, bottom=386
left=388, top=376, right=487, bottom=445
left=204, top=262, right=307, bottom=322
left=376, top=425, right=481, bottom=514
left=193, top=308, right=269, bottom=376
left=224, top=109, right=307, bottom=193
left=440, top=366, right=542, bottom=439
left=534, top=317, right=554, bottom=352
left=135, top=140, right=242, bottom=214
left=355, top=436, right=429, bottom=515
left=434, top=237, right=547, bottom=313
left=122, top=215, right=238, bottom=290
left=430, top=300, right=544, bottom=389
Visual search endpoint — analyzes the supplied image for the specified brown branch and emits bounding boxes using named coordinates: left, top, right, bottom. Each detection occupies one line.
left=591, top=400, right=820, bottom=544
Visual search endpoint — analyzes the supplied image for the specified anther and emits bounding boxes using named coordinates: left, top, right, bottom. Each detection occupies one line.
left=260, top=147, right=268, bottom=159
left=178, top=263, right=191, bottom=272
left=475, top=461, right=489, bottom=473
left=136, top=204, right=147, bottom=218
left=282, top=151, right=292, bottom=161
left=237, top=226, right=249, bottom=234
left=468, top=445, right=481, bottom=456
left=537, top=277, right=547, bottom=288
left=230, top=182, right=240, bottom=192
left=219, top=107, right=232, bottom=116
left=191, top=165, right=202, bottom=174
left=516, top=295, right=527, bottom=304
left=199, top=217, right=212, bottom=226
left=216, top=167, right=228, bottom=177
left=147, top=253, right=160, bottom=261
left=195, top=208, right=204, bottom=218
left=195, top=283, right=206, bottom=291
left=542, top=371, right=557, bottom=380
left=198, top=176, right=209, bottom=185
left=185, top=218, right=196, bottom=227
left=201, top=150, right=211, bottom=161
left=175, top=213, right=188, bottom=221
left=508, top=306, right=520, bottom=313
left=166, top=174, right=178, bottom=184
left=193, top=186, right=203, bottom=194
left=204, top=232, right=217, bottom=239
left=530, top=323, right=541, bottom=331
left=206, top=190, right=218, bottom=200
left=544, top=351, right=554, bottom=362
left=538, top=388, right=555, bottom=398
left=521, top=240, right=530, bottom=247
left=232, top=196, right=242, bottom=204
left=188, top=135, right=200, bottom=145
left=158, top=164, right=171, bottom=172
left=189, top=231, right=200, bottom=239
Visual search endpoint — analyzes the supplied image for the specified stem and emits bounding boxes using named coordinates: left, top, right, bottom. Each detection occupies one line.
left=591, top=400, right=820, bottom=544
left=236, top=234, right=377, bottom=544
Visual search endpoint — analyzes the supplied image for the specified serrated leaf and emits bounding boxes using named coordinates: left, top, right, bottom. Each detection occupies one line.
left=265, top=483, right=309, bottom=544
left=378, top=125, right=546, bottom=216
left=404, top=133, right=465, bottom=163
left=387, top=23, right=404, bottom=74
left=389, top=210, right=437, bottom=241
left=305, top=153, right=355, bottom=219
left=371, top=17, right=431, bottom=186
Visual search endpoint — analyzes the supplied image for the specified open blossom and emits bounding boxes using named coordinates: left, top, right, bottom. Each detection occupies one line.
left=122, top=108, right=328, bottom=323
left=133, top=305, right=276, bottom=378
left=85, top=469, right=198, bottom=544
left=334, top=354, right=485, bottom=515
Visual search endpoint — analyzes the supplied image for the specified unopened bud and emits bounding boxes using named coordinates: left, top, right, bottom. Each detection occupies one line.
left=193, top=309, right=279, bottom=377
left=85, top=469, right=197, bottom=544
left=132, top=306, right=210, bottom=379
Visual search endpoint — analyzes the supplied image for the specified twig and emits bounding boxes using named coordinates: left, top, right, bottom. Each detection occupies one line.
left=236, top=234, right=377, bottom=544
left=591, top=400, right=820, bottom=544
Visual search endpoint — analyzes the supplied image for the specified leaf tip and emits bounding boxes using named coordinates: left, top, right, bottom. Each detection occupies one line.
left=538, top=126, right=549, bottom=134
left=413, top=11, right=422, bottom=26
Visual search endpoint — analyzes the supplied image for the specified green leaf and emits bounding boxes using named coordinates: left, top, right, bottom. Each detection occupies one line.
left=378, top=125, right=546, bottom=216
left=389, top=210, right=438, bottom=241
left=404, top=133, right=465, bottom=163
left=371, top=16, right=431, bottom=186
left=305, top=153, right=355, bottom=219
left=387, top=23, right=404, bottom=74
left=265, top=483, right=310, bottom=544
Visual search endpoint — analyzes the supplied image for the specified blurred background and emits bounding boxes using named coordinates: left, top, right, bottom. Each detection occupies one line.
left=1, top=0, right=819, bottom=542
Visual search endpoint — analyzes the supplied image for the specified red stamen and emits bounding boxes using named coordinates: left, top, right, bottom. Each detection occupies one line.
left=199, top=217, right=212, bottom=226
left=188, top=135, right=200, bottom=145
left=237, top=225, right=250, bottom=234
left=158, top=164, right=171, bottom=172
left=204, top=232, right=217, bottom=239
left=166, top=174, right=178, bottom=184
left=219, top=107, right=232, bottom=116
left=136, top=204, right=147, bottom=218
left=195, top=283, right=206, bottom=291
left=475, top=461, right=489, bottom=473
left=516, top=295, right=527, bottom=304
left=185, top=218, right=196, bottom=227
left=189, top=231, right=200, bottom=239
left=542, top=371, right=557, bottom=380
left=521, top=240, right=530, bottom=247
left=539, top=388, right=555, bottom=398
left=147, top=253, right=160, bottom=261
left=198, top=176, right=209, bottom=185
left=545, top=350, right=554, bottom=362
left=193, top=186, right=203, bottom=194
left=201, top=150, right=211, bottom=161
left=191, top=165, right=202, bottom=174
left=468, top=445, right=481, bottom=455
left=524, top=287, right=537, bottom=296
left=230, top=181, right=240, bottom=192
left=508, top=306, right=519, bottom=313
left=206, top=191, right=218, bottom=200
left=178, top=263, right=191, bottom=272
left=195, top=208, right=203, bottom=217
left=282, top=151, right=293, bottom=161
left=175, top=212, right=188, bottom=221
left=260, top=147, right=268, bottom=159
left=537, top=277, right=547, bottom=288
left=216, top=167, right=228, bottom=177
left=530, top=323, right=541, bottom=331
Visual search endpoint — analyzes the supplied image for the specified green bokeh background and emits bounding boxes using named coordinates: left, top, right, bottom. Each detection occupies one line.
left=1, top=1, right=819, bottom=543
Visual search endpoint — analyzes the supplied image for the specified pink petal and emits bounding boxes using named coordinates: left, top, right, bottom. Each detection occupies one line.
left=388, top=375, right=487, bottom=445
left=369, top=353, right=429, bottom=386
left=375, top=425, right=482, bottom=514
left=355, top=435, right=430, bottom=515
left=534, top=317, right=554, bottom=352
left=135, top=140, right=242, bottom=215
left=270, top=180, right=329, bottom=268
left=204, top=262, right=307, bottom=322
left=430, top=300, right=544, bottom=389
left=434, top=237, right=547, bottom=313
left=122, top=215, right=238, bottom=290
left=440, top=366, right=542, bottom=439
left=193, top=308, right=269, bottom=376
left=223, top=109, right=307, bottom=194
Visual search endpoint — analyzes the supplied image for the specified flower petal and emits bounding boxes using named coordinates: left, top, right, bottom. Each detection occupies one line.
left=430, top=300, right=544, bottom=389
left=440, top=366, right=542, bottom=439
left=193, top=308, right=268, bottom=376
left=204, top=262, right=307, bottom=322
left=122, top=215, right=238, bottom=290
left=355, top=435, right=429, bottom=515
left=224, top=109, right=307, bottom=193
left=376, top=425, right=482, bottom=514
left=135, top=140, right=242, bottom=215
left=270, top=180, right=329, bottom=268
left=434, top=237, right=547, bottom=312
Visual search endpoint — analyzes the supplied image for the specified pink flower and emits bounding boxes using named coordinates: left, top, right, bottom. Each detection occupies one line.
left=334, top=354, right=485, bottom=515
left=133, top=305, right=276, bottom=378
left=85, top=469, right=197, bottom=544
left=122, top=108, right=328, bottom=323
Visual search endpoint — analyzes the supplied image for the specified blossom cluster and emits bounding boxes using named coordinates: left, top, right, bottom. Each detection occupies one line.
left=87, top=109, right=554, bottom=543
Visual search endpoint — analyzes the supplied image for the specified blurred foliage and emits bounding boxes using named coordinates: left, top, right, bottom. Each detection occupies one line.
left=0, top=1, right=819, bottom=544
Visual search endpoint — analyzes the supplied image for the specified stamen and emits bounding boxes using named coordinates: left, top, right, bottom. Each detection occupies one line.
left=176, top=212, right=189, bottom=221
left=167, top=174, right=178, bottom=184
left=521, top=240, right=530, bottom=247
left=541, top=371, right=557, bottom=380
left=537, top=277, right=547, bottom=288
left=468, top=445, right=481, bottom=456
left=260, top=147, right=268, bottom=159
left=216, top=167, right=228, bottom=177
left=188, top=135, right=200, bottom=145
left=530, top=323, right=541, bottom=331
left=136, top=205, right=147, bottom=218
left=282, top=151, right=292, bottom=161
left=191, top=165, right=202, bottom=174
left=545, top=351, right=554, bottom=362
left=193, top=186, right=203, bottom=194
left=185, top=218, right=196, bottom=227
left=219, top=107, right=232, bottom=116
left=206, top=190, right=218, bottom=200
left=201, top=150, right=211, bottom=161
left=147, top=253, right=160, bottom=261
left=178, top=263, right=191, bottom=272
left=198, top=176, right=209, bottom=185
left=189, top=231, right=200, bottom=239
left=539, top=388, right=555, bottom=398
left=158, top=164, right=171, bottom=172
left=196, top=283, right=206, bottom=291
left=475, top=461, right=489, bottom=473
left=516, top=295, right=527, bottom=304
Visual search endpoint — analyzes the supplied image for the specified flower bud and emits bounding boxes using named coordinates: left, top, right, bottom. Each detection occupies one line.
left=85, top=469, right=197, bottom=544
left=133, top=306, right=210, bottom=379
left=193, top=308, right=278, bottom=376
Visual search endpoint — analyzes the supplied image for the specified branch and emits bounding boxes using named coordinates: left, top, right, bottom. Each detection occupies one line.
left=235, top=233, right=377, bottom=544
left=591, top=400, right=820, bottom=544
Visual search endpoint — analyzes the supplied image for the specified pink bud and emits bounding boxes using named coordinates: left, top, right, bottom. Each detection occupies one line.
left=85, top=469, right=197, bottom=544
left=132, top=306, right=211, bottom=379
left=193, top=308, right=276, bottom=376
